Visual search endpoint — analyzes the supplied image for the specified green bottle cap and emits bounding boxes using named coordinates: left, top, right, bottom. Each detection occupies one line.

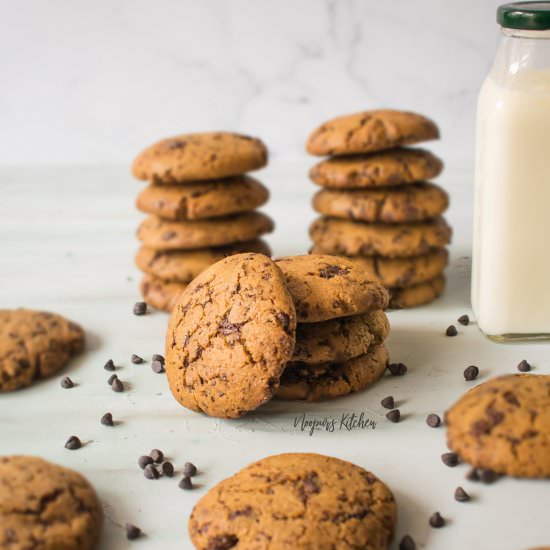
left=498, top=2, right=550, bottom=30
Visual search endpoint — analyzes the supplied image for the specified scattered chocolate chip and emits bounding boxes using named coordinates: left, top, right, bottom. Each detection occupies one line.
left=426, top=413, right=441, bottom=428
left=107, top=373, right=118, bottom=385
left=150, top=449, right=164, bottom=463
left=179, top=476, right=193, bottom=490
left=429, top=511, right=445, bottom=528
left=446, top=325, right=458, bottom=337
left=454, top=486, right=470, bottom=502
left=144, top=464, right=159, bottom=480
left=457, top=314, right=470, bottom=326
left=399, top=535, right=416, bottom=550
left=64, top=436, right=81, bottom=450
left=381, top=396, right=394, bottom=409
left=104, top=359, right=116, bottom=371
left=133, top=302, right=147, bottom=316
left=387, top=362, right=407, bottom=376
left=183, top=462, right=197, bottom=477
left=517, top=360, right=531, bottom=372
left=60, top=376, right=74, bottom=389
left=162, top=461, right=175, bottom=477
left=138, top=455, right=153, bottom=470
left=479, top=469, right=498, bottom=484
left=441, top=452, right=459, bottom=467
left=131, top=354, right=144, bottom=364
left=386, top=409, right=401, bottom=423
left=466, top=467, right=480, bottom=481
left=151, top=360, right=165, bottom=374
left=112, top=378, right=124, bottom=392
left=152, top=354, right=165, bottom=364
left=464, top=365, right=479, bottom=381
left=101, top=412, right=113, bottom=427
left=126, top=523, right=142, bottom=540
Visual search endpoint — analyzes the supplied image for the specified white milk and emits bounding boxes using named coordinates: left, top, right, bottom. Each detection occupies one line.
left=473, top=69, right=550, bottom=338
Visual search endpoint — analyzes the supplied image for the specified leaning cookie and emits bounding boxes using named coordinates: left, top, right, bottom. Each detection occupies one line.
left=140, top=275, right=187, bottom=312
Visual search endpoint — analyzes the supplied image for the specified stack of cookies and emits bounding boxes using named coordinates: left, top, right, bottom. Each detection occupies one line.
left=307, top=110, right=452, bottom=308
left=132, top=132, right=274, bottom=311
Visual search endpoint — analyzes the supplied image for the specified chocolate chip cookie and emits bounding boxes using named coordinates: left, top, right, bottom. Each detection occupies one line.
left=312, top=183, right=449, bottom=223
left=309, top=148, right=444, bottom=189
left=307, top=110, right=440, bottom=157
left=277, top=344, right=389, bottom=401
left=275, top=254, right=389, bottom=323
left=309, top=216, right=452, bottom=258
left=0, top=456, right=102, bottom=549
left=132, top=132, right=268, bottom=183
left=137, top=212, right=274, bottom=250
left=136, top=175, right=269, bottom=220
left=165, top=253, right=296, bottom=418
left=189, top=452, right=397, bottom=550
left=140, top=274, right=187, bottom=312
left=135, top=239, right=271, bottom=283
left=389, top=275, right=446, bottom=309
left=0, top=309, right=84, bottom=392
left=446, top=374, right=550, bottom=478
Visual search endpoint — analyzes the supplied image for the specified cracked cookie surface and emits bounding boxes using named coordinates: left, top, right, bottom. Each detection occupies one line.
left=165, top=253, right=296, bottom=418
left=275, top=255, right=389, bottom=323
left=446, top=374, right=550, bottom=478
left=189, top=452, right=396, bottom=550
left=0, top=455, right=102, bottom=549
left=389, top=275, right=446, bottom=309
left=0, top=309, right=84, bottom=392
left=132, top=132, right=268, bottom=183
left=140, top=275, right=187, bottom=312
left=307, top=110, right=439, bottom=156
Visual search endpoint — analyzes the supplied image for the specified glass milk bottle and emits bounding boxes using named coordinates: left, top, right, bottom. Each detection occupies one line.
left=473, top=2, right=550, bottom=341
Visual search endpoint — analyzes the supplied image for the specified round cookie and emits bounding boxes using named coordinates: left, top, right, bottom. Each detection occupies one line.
left=0, top=309, right=84, bottom=392
left=132, top=132, right=268, bottom=183
left=445, top=374, right=550, bottom=478
left=0, top=456, right=102, bottom=549
left=135, top=239, right=272, bottom=283
left=310, top=246, right=448, bottom=287
left=140, top=274, right=187, bottom=312
left=137, top=212, right=274, bottom=251
left=136, top=176, right=269, bottom=220
left=309, top=216, right=452, bottom=258
left=189, top=452, right=396, bottom=550
left=307, top=110, right=440, bottom=156
left=312, top=183, right=449, bottom=223
left=277, top=344, right=388, bottom=402
left=275, top=254, right=389, bottom=323
left=389, top=275, right=445, bottom=309
left=165, top=253, right=297, bottom=418
left=309, top=148, right=444, bottom=189
left=293, top=310, right=389, bottom=364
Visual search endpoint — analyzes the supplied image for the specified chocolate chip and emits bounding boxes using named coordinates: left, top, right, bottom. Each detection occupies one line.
left=386, top=409, right=401, bottom=423
left=126, top=523, right=142, bottom=540
left=101, top=412, right=113, bottom=426
left=387, top=362, right=407, bottom=376
left=133, top=302, right=147, bottom=316
left=179, top=476, right=193, bottom=490
left=464, top=365, right=479, bottom=381
left=517, top=360, right=531, bottom=372
left=162, top=461, right=175, bottom=477
left=107, top=373, right=118, bottom=385
left=151, top=360, right=165, bottom=374
left=131, top=354, right=144, bottom=364
left=441, top=452, right=459, bottom=467
left=399, top=535, right=416, bottom=550
left=426, top=413, right=441, bottom=428
left=64, top=436, right=81, bottom=450
left=183, top=462, right=197, bottom=477
left=144, top=464, right=159, bottom=480
left=457, top=314, right=470, bottom=326
left=479, top=469, right=498, bottom=484
left=466, top=467, right=480, bottom=481
left=104, top=359, right=116, bottom=371
left=381, top=396, right=394, bottom=409
left=429, top=511, right=445, bottom=528
left=150, top=449, right=164, bottom=463
left=138, top=455, right=153, bottom=470
left=446, top=325, right=458, bottom=337
left=454, top=486, right=470, bottom=502
left=152, top=354, right=165, bottom=364
left=112, top=378, right=124, bottom=392
left=60, top=376, right=74, bottom=389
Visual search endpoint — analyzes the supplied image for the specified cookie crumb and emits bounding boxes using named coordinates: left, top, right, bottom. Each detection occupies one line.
left=183, top=462, right=197, bottom=477
left=133, top=302, right=147, bottom=316
left=387, top=362, right=407, bottom=376
left=64, top=436, right=82, bottom=450
left=463, top=365, right=479, bottom=381
left=441, top=452, right=459, bottom=467
left=457, top=314, right=470, bottom=326
left=126, top=523, right=143, bottom=540
left=445, top=325, right=458, bottom=337
left=386, top=409, right=401, bottom=423
left=381, top=396, right=395, bottom=409
left=101, top=413, right=114, bottom=427
left=179, top=475, right=193, bottom=490
left=104, top=359, right=116, bottom=371
left=60, top=376, right=74, bottom=389
left=429, top=511, right=445, bottom=528
left=399, top=535, right=416, bottom=550
left=131, top=354, right=144, bottom=364
left=454, top=486, right=470, bottom=502
left=517, top=359, right=531, bottom=372
left=426, top=413, right=441, bottom=428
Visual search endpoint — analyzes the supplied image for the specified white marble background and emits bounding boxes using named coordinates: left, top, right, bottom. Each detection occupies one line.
left=1, top=0, right=503, bottom=166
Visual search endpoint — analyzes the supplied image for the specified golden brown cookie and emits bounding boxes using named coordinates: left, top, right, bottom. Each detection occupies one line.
left=445, top=374, right=550, bottom=478
left=312, top=183, right=449, bottom=223
left=389, top=275, right=445, bottom=309
left=309, top=216, right=452, bottom=258
left=0, top=456, right=102, bottom=549
left=307, top=110, right=439, bottom=156
left=0, top=309, right=84, bottom=392
left=189, top=452, right=396, bottom=550
left=293, top=310, right=389, bottom=364
left=135, top=239, right=271, bottom=283
left=277, top=344, right=388, bottom=401
left=275, top=254, right=389, bottom=323
left=310, top=246, right=448, bottom=287
left=165, top=253, right=296, bottom=418
left=136, top=175, right=269, bottom=220
left=132, top=132, right=268, bottom=183
left=309, top=148, right=444, bottom=188
left=140, top=275, right=187, bottom=312
left=137, top=212, right=274, bottom=251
